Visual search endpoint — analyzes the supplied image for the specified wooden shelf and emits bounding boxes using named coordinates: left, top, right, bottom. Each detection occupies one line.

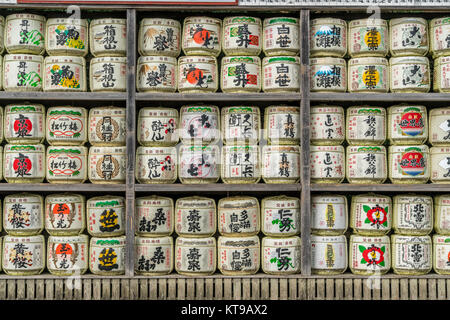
left=310, top=92, right=450, bottom=103
left=311, top=184, right=450, bottom=192
left=0, top=183, right=127, bottom=192
left=136, top=92, right=301, bottom=102
left=0, top=92, right=127, bottom=101
left=135, top=183, right=301, bottom=193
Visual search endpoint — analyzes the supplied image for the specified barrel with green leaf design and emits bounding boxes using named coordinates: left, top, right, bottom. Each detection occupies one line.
left=349, top=235, right=391, bottom=275
left=350, top=193, right=392, bottom=235
left=262, top=236, right=300, bottom=275
left=5, top=14, right=45, bottom=55
left=3, top=54, right=43, bottom=91
left=46, top=106, right=87, bottom=146
left=46, top=146, right=87, bottom=184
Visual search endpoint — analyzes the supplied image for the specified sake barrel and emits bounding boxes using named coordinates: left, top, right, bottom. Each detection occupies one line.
left=390, top=56, right=430, bottom=93
left=178, top=145, right=220, bottom=184
left=392, top=194, right=433, bottom=235
left=262, top=145, right=300, bottom=184
left=431, top=147, right=450, bottom=183
left=310, top=105, right=345, bottom=145
left=348, top=19, right=388, bottom=58
left=135, top=196, right=174, bottom=237
left=47, top=234, right=88, bottom=276
left=0, top=56, right=3, bottom=89
left=311, top=235, right=347, bottom=274
left=264, top=105, right=300, bottom=145
left=89, top=236, right=126, bottom=275
left=3, top=54, right=43, bottom=91
left=310, top=18, right=347, bottom=58
left=223, top=16, right=261, bottom=56
left=136, top=56, right=177, bottom=93
left=310, top=145, right=345, bottom=184
left=217, top=235, right=260, bottom=275
left=263, top=17, right=300, bottom=56
left=221, top=106, right=260, bottom=145
left=4, top=103, right=44, bottom=144
left=175, top=237, right=216, bottom=275
left=46, top=106, right=87, bottom=146
left=179, top=105, right=220, bottom=145
left=88, top=107, right=126, bottom=146
left=348, top=57, right=389, bottom=93
left=346, top=146, right=387, bottom=184
left=346, top=106, right=386, bottom=145
left=4, top=144, right=45, bottom=183
left=389, top=145, right=430, bottom=184
left=2, top=235, right=45, bottom=275
left=0, top=16, right=4, bottom=54
left=178, top=55, right=218, bottom=93
left=137, top=107, right=179, bottom=147
left=433, top=235, right=450, bottom=275
left=350, top=193, right=392, bottom=236
left=349, top=235, right=391, bottom=275
left=221, top=56, right=261, bottom=93
left=262, top=56, right=300, bottom=93
left=392, top=235, right=432, bottom=275
left=0, top=146, right=6, bottom=181
left=46, top=18, right=88, bottom=56
left=138, top=18, right=181, bottom=57
left=45, top=193, right=85, bottom=236
left=221, top=145, right=261, bottom=184
left=135, top=236, right=173, bottom=275
left=175, top=196, right=216, bottom=237
left=43, top=56, right=86, bottom=92
left=46, top=146, right=87, bottom=184
left=310, top=57, right=347, bottom=93
left=261, top=195, right=300, bottom=237
left=218, top=196, right=259, bottom=236
left=262, top=236, right=301, bottom=275
left=5, top=13, right=45, bottom=55
left=182, top=16, right=221, bottom=57
left=89, top=18, right=127, bottom=57
left=429, top=17, right=450, bottom=58
left=389, top=17, right=428, bottom=57
left=311, top=194, right=347, bottom=235
left=387, top=105, right=428, bottom=145
left=87, top=196, right=125, bottom=237
left=435, top=195, right=450, bottom=235
left=90, top=57, right=126, bottom=92
left=3, top=193, right=43, bottom=235
left=433, top=56, right=450, bottom=93
left=135, top=146, right=177, bottom=184
left=88, top=146, right=126, bottom=184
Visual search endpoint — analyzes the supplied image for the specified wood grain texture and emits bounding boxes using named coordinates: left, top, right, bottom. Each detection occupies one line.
left=409, top=279, right=418, bottom=300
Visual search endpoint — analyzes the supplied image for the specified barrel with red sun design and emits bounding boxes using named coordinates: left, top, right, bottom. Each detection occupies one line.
left=4, top=144, right=45, bottom=183
left=178, top=56, right=218, bottom=93
left=182, top=17, right=221, bottom=57
left=47, top=235, right=89, bottom=276
left=45, top=194, right=85, bottom=236
left=389, top=145, right=430, bottom=183
left=5, top=104, right=45, bottom=144
left=388, top=105, right=427, bottom=145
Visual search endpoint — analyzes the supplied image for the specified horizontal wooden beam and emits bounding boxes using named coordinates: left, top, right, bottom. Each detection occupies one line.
left=135, top=183, right=301, bottom=193
left=0, top=183, right=126, bottom=192
left=310, top=93, right=450, bottom=103
left=311, top=184, right=450, bottom=192
left=136, top=92, right=301, bottom=102
left=0, top=92, right=127, bottom=101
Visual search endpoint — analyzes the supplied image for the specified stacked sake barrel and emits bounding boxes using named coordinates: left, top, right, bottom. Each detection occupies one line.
left=430, top=17, right=450, bottom=93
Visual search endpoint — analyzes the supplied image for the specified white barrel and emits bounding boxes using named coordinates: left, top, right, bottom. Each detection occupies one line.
left=222, top=106, right=260, bottom=145
left=136, top=56, right=177, bottom=93
left=310, top=57, right=347, bottom=92
left=137, top=107, right=178, bottom=147
left=346, top=146, right=387, bottom=184
left=3, top=54, right=43, bottom=91
left=5, top=13, right=45, bottom=55
left=262, top=236, right=301, bottom=275
left=4, top=144, right=45, bottom=183
left=43, top=56, right=86, bottom=92
left=89, top=236, right=126, bottom=275
left=264, top=105, right=300, bottom=145
left=433, top=235, right=450, bottom=275
left=87, top=196, right=125, bottom=237
left=175, top=196, right=216, bottom=237
left=435, top=195, right=450, bottom=235
left=135, top=196, right=174, bottom=237
left=346, top=106, right=386, bottom=145
left=392, top=194, right=433, bottom=235
left=221, top=145, right=260, bottom=184
left=46, top=18, right=88, bottom=56
left=430, top=17, right=450, bottom=58
left=310, top=18, right=347, bottom=58
left=46, top=106, right=87, bottom=146
left=46, top=146, right=87, bottom=184
left=47, top=234, right=89, bottom=276
left=433, top=56, right=450, bottom=93
left=392, top=235, right=432, bottom=275
left=431, top=147, right=450, bottom=183
left=175, top=237, right=216, bottom=275
left=44, top=193, right=85, bottom=236
left=388, top=145, right=430, bottom=184
left=390, top=56, right=430, bottom=93
left=4, top=103, right=44, bottom=144
left=311, top=194, right=347, bottom=235
left=90, top=57, right=126, bottom=92
left=178, top=145, right=220, bottom=184
left=178, top=55, right=218, bottom=93
left=3, top=193, right=43, bottom=235
left=88, top=146, right=126, bottom=184
left=262, top=56, right=300, bottom=93
left=182, top=16, right=221, bottom=57
left=221, top=56, right=261, bottom=93
left=89, top=18, right=127, bottom=57
left=387, top=104, right=427, bottom=145
left=310, top=105, right=345, bottom=145
left=389, top=17, right=428, bottom=57
left=349, top=235, right=391, bottom=275
left=348, top=19, right=388, bottom=57
left=262, top=145, right=300, bottom=184
left=3, top=235, right=45, bottom=275
left=135, top=236, right=173, bottom=275
left=348, top=57, right=389, bottom=93
left=138, top=18, right=181, bottom=57
left=263, top=17, right=299, bottom=56
left=217, top=235, right=260, bottom=275
left=429, top=108, right=450, bottom=146
left=135, top=146, right=177, bottom=184
left=88, top=106, right=126, bottom=146
left=179, top=105, right=219, bottom=145
left=223, top=16, right=261, bottom=56
left=311, top=235, right=347, bottom=274
left=350, top=193, right=392, bottom=235
left=261, top=195, right=300, bottom=237
left=0, top=146, right=6, bottom=181
left=218, top=196, right=259, bottom=236
left=310, top=145, right=345, bottom=184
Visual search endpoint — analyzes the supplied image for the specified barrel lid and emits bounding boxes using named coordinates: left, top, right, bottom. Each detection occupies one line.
left=4, top=54, right=44, bottom=63
left=392, top=194, right=433, bottom=204
left=44, top=56, right=86, bottom=64
left=223, top=145, right=259, bottom=153
left=310, top=105, right=344, bottom=114
left=222, top=106, right=259, bottom=114
left=434, top=194, right=450, bottom=205
left=430, top=107, right=450, bottom=116
left=178, top=55, right=217, bottom=64
left=45, top=193, right=85, bottom=202
left=5, top=144, right=45, bottom=152
left=262, top=236, right=301, bottom=247
left=311, top=234, right=346, bottom=243
left=218, top=196, right=259, bottom=209
left=140, top=18, right=181, bottom=27
left=347, top=145, right=386, bottom=153
left=349, top=18, right=387, bottom=27
left=179, top=145, right=219, bottom=153
left=391, top=235, right=431, bottom=244
left=262, top=145, right=300, bottom=153
left=176, top=236, right=215, bottom=247
left=217, top=235, right=259, bottom=247
left=4, top=234, right=45, bottom=243
left=310, top=145, right=344, bottom=152
left=136, top=146, right=177, bottom=155
left=176, top=196, right=215, bottom=208
left=350, top=234, right=390, bottom=243
left=90, top=18, right=126, bottom=26
left=184, top=16, right=222, bottom=25
left=311, top=194, right=346, bottom=204
left=91, top=56, right=127, bottom=64
left=388, top=104, right=427, bottom=113
left=435, top=56, right=450, bottom=64
left=47, top=18, right=88, bottom=25
left=48, top=234, right=89, bottom=243
left=135, top=236, right=173, bottom=246
left=89, top=106, right=126, bottom=115
left=262, top=195, right=300, bottom=207
left=430, top=146, right=450, bottom=154
left=266, top=105, right=299, bottom=113
left=47, top=146, right=88, bottom=154
left=224, top=16, right=261, bottom=25
left=390, top=56, right=429, bottom=65
left=263, top=56, right=300, bottom=65
left=349, top=57, right=388, bottom=66
left=310, top=57, right=346, bottom=65
left=137, top=55, right=177, bottom=64
left=87, top=196, right=125, bottom=208
left=264, top=17, right=298, bottom=26
left=222, top=56, right=260, bottom=65
left=351, top=193, right=391, bottom=203
left=139, top=107, right=178, bottom=118
left=390, top=17, right=427, bottom=26
left=6, top=13, right=45, bottom=22
left=91, top=236, right=126, bottom=246
left=6, top=103, right=44, bottom=113
left=433, top=234, right=450, bottom=244
left=47, top=106, right=87, bottom=116
left=89, top=146, right=127, bottom=153
left=4, top=193, right=43, bottom=202
left=388, top=145, right=429, bottom=153
left=348, top=106, right=385, bottom=114
left=136, top=195, right=173, bottom=207
left=180, top=105, right=219, bottom=113
left=310, top=17, right=345, bottom=25
left=429, top=17, right=450, bottom=27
